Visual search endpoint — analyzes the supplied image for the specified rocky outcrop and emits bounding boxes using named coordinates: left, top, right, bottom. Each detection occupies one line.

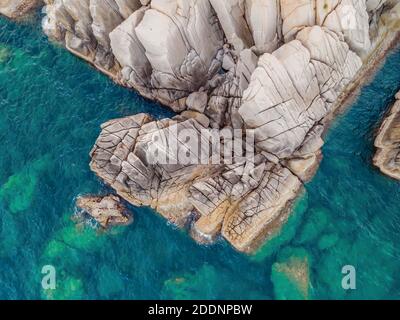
left=89, top=113, right=303, bottom=252
left=76, top=195, right=133, bottom=228
left=0, top=0, right=40, bottom=18
left=41, top=0, right=390, bottom=115
left=36, top=0, right=399, bottom=252
left=374, top=91, right=400, bottom=180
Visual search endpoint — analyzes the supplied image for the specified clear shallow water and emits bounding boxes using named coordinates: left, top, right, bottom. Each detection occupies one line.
left=0, top=16, right=399, bottom=300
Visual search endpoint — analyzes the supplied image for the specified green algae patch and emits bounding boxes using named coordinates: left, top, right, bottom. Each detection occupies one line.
left=0, top=45, right=11, bottom=64
left=0, top=211, right=19, bottom=257
left=41, top=212, right=109, bottom=273
left=251, top=192, right=308, bottom=262
left=0, top=155, right=52, bottom=214
left=162, top=264, right=268, bottom=300
left=42, top=271, right=84, bottom=300
left=162, top=265, right=219, bottom=299
left=271, top=247, right=311, bottom=300
left=96, top=265, right=124, bottom=298
left=318, top=233, right=340, bottom=250
left=42, top=224, right=106, bottom=261
left=295, top=206, right=330, bottom=245
left=314, top=234, right=398, bottom=299
left=59, top=224, right=104, bottom=251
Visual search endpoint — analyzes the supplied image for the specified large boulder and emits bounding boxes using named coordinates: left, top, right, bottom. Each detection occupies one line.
left=239, top=26, right=362, bottom=158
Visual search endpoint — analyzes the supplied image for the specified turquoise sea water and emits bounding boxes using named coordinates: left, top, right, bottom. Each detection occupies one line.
left=0, top=16, right=400, bottom=300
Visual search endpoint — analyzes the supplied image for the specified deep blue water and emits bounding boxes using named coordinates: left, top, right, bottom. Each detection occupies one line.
left=0, top=16, right=399, bottom=300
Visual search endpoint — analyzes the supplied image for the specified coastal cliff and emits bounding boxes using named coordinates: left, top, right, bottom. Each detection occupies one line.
left=374, top=91, right=400, bottom=180
left=2, top=0, right=399, bottom=253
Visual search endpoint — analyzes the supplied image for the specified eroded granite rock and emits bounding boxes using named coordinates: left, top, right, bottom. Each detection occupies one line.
left=76, top=194, right=133, bottom=228
left=239, top=26, right=362, bottom=158
left=374, top=91, right=400, bottom=180
left=0, top=0, right=40, bottom=18
left=37, top=0, right=399, bottom=252
left=90, top=113, right=303, bottom=252
left=41, top=0, right=390, bottom=115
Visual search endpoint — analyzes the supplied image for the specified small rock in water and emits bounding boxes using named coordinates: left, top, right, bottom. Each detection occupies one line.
left=76, top=195, right=133, bottom=228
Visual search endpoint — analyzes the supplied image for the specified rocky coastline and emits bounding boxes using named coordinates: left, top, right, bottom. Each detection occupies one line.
left=1, top=0, right=400, bottom=253
left=374, top=91, right=400, bottom=180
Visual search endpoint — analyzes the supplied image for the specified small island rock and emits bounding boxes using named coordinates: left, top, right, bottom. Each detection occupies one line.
left=76, top=195, right=133, bottom=228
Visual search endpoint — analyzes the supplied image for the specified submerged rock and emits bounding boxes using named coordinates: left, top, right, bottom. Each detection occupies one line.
left=374, top=91, right=400, bottom=180
left=0, top=0, right=40, bottom=19
left=271, top=247, right=311, bottom=300
left=0, top=155, right=51, bottom=214
left=0, top=45, right=11, bottom=64
left=76, top=195, right=133, bottom=228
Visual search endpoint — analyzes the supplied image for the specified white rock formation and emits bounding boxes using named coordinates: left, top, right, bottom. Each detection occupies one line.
left=239, top=26, right=362, bottom=158
left=35, top=0, right=400, bottom=251
left=133, top=0, right=224, bottom=108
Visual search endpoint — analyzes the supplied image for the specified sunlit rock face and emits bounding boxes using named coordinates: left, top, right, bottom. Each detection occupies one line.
left=38, top=0, right=397, bottom=252
left=239, top=26, right=362, bottom=158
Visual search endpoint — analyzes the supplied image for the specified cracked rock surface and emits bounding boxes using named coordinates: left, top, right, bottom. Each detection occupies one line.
left=374, top=91, right=400, bottom=180
left=5, top=0, right=398, bottom=252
